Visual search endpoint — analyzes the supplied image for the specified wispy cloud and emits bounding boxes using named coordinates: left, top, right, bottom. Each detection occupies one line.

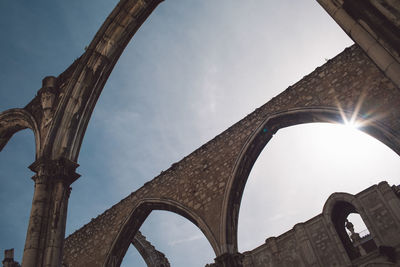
left=4, top=1, right=399, bottom=267
left=168, top=234, right=204, bottom=246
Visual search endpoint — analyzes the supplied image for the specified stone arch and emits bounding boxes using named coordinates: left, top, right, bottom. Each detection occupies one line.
left=104, top=198, right=219, bottom=267
left=46, top=0, right=164, bottom=161
left=322, top=192, right=364, bottom=218
left=2, top=0, right=399, bottom=266
left=221, top=106, right=400, bottom=254
left=0, top=108, right=40, bottom=158
left=61, top=44, right=400, bottom=266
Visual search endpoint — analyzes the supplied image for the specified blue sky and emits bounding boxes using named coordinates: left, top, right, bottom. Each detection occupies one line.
left=1, top=1, right=400, bottom=266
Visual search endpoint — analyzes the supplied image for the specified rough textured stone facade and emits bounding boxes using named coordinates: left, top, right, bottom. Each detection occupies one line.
left=0, top=0, right=399, bottom=266
left=241, top=181, right=400, bottom=267
left=61, top=45, right=400, bottom=267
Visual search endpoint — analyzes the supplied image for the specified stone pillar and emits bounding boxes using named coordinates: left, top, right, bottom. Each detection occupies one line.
left=21, top=158, right=79, bottom=267
left=213, top=252, right=244, bottom=267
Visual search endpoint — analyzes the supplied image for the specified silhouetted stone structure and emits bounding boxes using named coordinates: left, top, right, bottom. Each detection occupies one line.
left=1, top=0, right=399, bottom=266
left=2, top=250, right=21, bottom=267
left=240, top=181, right=400, bottom=267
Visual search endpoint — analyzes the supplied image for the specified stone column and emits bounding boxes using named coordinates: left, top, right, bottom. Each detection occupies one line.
left=21, top=158, right=79, bottom=267
left=213, top=252, right=244, bottom=267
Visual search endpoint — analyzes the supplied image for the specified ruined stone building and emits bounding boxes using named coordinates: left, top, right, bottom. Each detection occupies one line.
left=240, top=182, right=400, bottom=267
left=0, top=0, right=399, bottom=266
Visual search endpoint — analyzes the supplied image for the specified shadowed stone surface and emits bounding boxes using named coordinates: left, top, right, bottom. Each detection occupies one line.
left=241, top=182, right=400, bottom=267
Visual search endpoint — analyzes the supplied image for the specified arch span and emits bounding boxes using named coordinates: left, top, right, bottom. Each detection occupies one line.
left=46, top=0, right=164, bottom=161
left=103, top=198, right=218, bottom=267
left=222, top=106, right=400, bottom=253
left=2, top=0, right=399, bottom=266
left=0, top=108, right=40, bottom=157
left=64, top=44, right=400, bottom=266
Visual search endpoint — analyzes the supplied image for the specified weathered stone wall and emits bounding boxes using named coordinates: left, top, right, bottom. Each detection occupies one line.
left=63, top=44, right=400, bottom=267
left=241, top=182, right=400, bottom=267
left=1, top=0, right=399, bottom=266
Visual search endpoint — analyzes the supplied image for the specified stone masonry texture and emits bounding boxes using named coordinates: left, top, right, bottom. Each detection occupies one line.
left=1, top=0, right=400, bottom=266
left=62, top=44, right=400, bottom=266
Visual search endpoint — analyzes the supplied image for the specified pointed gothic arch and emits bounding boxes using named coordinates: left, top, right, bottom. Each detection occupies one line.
left=101, top=198, right=219, bottom=267
left=1, top=0, right=399, bottom=266
left=221, top=106, right=400, bottom=254
left=46, top=0, right=164, bottom=162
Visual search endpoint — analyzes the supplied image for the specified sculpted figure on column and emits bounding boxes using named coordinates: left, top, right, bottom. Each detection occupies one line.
left=39, top=77, right=57, bottom=130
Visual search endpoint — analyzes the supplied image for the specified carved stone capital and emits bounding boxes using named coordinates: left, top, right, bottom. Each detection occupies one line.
left=29, top=157, right=80, bottom=185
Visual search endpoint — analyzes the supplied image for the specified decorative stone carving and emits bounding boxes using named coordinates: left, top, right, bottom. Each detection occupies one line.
left=38, top=76, right=57, bottom=130
left=29, top=157, right=80, bottom=185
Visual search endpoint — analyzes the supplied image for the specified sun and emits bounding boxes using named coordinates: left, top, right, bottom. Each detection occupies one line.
left=340, top=107, right=366, bottom=131
left=325, top=121, right=367, bottom=157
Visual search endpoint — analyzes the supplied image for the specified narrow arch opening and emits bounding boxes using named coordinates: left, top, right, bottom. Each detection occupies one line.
left=346, top=213, right=370, bottom=237
left=238, top=122, right=400, bottom=252
left=0, top=130, right=36, bottom=262
left=331, top=203, right=377, bottom=260
left=346, top=213, right=377, bottom=256
left=121, top=245, right=147, bottom=267
left=121, top=210, right=214, bottom=267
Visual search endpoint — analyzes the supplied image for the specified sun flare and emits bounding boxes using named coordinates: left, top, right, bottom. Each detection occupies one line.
left=326, top=122, right=368, bottom=157
left=343, top=117, right=362, bottom=129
